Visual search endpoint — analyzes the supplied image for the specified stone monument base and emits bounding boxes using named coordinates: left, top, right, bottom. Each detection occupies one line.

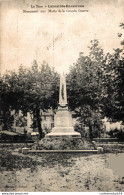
left=46, top=130, right=81, bottom=138
left=32, top=137, right=94, bottom=150
left=45, top=106, right=81, bottom=138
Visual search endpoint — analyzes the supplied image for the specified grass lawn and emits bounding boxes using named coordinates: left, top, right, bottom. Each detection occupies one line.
left=0, top=145, right=124, bottom=191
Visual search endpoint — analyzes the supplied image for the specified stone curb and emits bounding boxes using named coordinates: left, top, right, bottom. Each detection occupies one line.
left=27, top=149, right=98, bottom=153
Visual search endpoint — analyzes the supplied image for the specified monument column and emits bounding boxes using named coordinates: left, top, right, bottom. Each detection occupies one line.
left=46, top=75, right=81, bottom=138
left=59, top=75, right=67, bottom=107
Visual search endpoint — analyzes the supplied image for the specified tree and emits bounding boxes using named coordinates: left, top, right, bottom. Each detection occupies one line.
left=0, top=61, right=59, bottom=138
left=102, top=23, right=124, bottom=122
left=67, top=40, right=105, bottom=139
left=0, top=77, right=14, bottom=130
left=19, top=61, right=59, bottom=138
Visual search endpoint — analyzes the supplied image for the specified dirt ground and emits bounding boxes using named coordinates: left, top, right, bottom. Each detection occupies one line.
left=0, top=146, right=124, bottom=192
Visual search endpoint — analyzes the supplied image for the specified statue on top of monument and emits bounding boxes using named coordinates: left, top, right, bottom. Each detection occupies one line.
left=59, top=73, right=67, bottom=107
left=61, top=84, right=64, bottom=100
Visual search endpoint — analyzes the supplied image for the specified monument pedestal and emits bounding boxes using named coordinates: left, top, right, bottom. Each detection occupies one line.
left=37, top=75, right=83, bottom=150
left=46, top=106, right=81, bottom=138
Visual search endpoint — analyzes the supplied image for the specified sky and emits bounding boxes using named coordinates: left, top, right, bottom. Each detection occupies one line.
left=0, top=0, right=124, bottom=75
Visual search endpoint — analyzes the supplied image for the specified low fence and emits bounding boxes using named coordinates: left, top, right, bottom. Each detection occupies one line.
left=93, top=138, right=119, bottom=142
left=96, top=143, right=124, bottom=153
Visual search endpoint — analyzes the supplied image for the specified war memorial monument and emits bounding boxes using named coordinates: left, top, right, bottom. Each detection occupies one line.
left=33, top=75, right=94, bottom=151
left=46, top=75, right=81, bottom=138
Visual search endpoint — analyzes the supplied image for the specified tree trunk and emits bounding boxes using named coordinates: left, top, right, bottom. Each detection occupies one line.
left=89, top=125, right=93, bottom=140
left=36, top=109, right=43, bottom=139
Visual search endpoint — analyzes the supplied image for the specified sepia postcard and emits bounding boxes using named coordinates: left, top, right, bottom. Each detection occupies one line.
left=0, top=0, right=124, bottom=193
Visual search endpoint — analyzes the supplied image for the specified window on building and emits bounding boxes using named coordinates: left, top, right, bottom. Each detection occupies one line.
left=51, top=123, right=54, bottom=128
left=43, top=116, right=46, bottom=120
left=51, top=115, right=54, bottom=121
left=16, top=121, right=19, bottom=127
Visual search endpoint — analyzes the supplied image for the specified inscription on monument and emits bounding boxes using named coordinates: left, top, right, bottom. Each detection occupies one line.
left=56, top=117, right=70, bottom=127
